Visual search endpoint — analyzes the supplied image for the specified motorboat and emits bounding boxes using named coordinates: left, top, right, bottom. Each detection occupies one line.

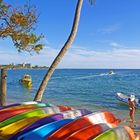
left=108, top=70, right=115, bottom=75
left=19, top=74, right=32, bottom=87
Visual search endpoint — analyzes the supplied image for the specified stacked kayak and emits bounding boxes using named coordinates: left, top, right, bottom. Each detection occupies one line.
left=10, top=109, right=92, bottom=140
left=0, top=102, right=53, bottom=122
left=46, top=111, right=120, bottom=140
left=0, top=101, right=136, bottom=140
left=93, top=126, right=135, bottom=140
left=0, top=101, right=52, bottom=110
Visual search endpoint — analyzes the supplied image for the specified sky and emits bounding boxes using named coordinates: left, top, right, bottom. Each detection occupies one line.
left=1, top=0, right=140, bottom=68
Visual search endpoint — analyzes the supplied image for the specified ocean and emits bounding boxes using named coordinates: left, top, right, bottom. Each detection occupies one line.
left=5, top=69, right=140, bottom=115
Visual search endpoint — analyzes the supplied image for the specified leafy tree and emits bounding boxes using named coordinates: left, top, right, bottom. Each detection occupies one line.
left=34, top=0, right=95, bottom=101
left=0, top=0, right=43, bottom=53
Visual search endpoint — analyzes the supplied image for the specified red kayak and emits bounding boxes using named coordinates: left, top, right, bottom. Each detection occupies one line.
left=46, top=111, right=120, bottom=140
left=65, top=123, right=111, bottom=140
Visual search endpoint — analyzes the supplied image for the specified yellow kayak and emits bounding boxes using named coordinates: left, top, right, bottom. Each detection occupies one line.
left=0, top=114, right=49, bottom=139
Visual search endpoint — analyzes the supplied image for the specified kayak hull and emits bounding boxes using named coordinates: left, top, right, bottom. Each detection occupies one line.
left=46, top=111, right=120, bottom=140
left=93, top=126, right=135, bottom=140
left=9, top=109, right=92, bottom=140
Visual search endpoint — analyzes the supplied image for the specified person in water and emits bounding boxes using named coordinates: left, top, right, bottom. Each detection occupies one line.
left=128, top=95, right=135, bottom=127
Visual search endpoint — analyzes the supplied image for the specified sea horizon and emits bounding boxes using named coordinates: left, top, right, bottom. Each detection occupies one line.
left=4, top=69, right=139, bottom=112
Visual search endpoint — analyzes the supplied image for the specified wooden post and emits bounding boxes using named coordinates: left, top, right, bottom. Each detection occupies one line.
left=0, top=68, right=7, bottom=106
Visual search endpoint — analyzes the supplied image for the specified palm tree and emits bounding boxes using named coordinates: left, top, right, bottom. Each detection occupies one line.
left=34, top=0, right=95, bottom=101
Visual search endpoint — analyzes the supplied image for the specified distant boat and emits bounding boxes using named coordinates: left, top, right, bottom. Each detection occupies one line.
left=19, top=74, right=32, bottom=87
left=108, top=70, right=115, bottom=75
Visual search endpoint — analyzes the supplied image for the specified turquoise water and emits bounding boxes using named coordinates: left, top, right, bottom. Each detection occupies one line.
left=5, top=69, right=140, bottom=113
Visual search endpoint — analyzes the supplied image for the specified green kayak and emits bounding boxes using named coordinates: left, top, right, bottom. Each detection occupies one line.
left=93, top=126, right=135, bottom=140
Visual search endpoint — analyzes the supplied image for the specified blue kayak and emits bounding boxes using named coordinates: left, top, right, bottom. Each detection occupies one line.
left=17, top=119, right=73, bottom=140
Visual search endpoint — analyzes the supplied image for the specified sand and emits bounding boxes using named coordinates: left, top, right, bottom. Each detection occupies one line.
left=113, top=110, right=140, bottom=140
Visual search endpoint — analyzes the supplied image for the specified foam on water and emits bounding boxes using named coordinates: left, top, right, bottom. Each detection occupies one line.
left=6, top=69, right=140, bottom=113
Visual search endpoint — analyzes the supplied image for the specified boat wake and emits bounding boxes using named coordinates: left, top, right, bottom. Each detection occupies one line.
left=99, top=73, right=109, bottom=76
left=73, top=73, right=115, bottom=80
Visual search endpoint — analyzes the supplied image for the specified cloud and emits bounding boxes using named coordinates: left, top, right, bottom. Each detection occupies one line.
left=1, top=45, right=140, bottom=68
left=59, top=47, right=140, bottom=68
left=110, top=42, right=121, bottom=47
left=98, top=24, right=120, bottom=34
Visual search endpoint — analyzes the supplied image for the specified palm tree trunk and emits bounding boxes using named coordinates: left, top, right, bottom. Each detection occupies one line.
left=34, top=0, right=83, bottom=101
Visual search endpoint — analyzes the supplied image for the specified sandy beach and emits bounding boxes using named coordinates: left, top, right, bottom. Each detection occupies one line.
left=113, top=110, right=140, bottom=139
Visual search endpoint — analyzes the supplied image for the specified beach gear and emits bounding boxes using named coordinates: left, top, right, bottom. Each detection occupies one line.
left=0, top=114, right=49, bottom=139
left=93, top=126, right=135, bottom=140
left=0, top=106, right=73, bottom=128
left=0, top=102, right=52, bottom=112
left=0, top=101, right=136, bottom=140
left=0, top=103, right=52, bottom=122
left=64, top=123, right=111, bottom=140
left=0, top=101, right=51, bottom=110
left=9, top=109, right=92, bottom=140
left=46, top=111, right=120, bottom=140
left=17, top=119, right=73, bottom=140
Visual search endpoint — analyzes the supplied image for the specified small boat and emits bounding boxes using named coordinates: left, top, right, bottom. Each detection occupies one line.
left=108, top=70, right=115, bottom=75
left=116, top=92, right=140, bottom=108
left=19, top=74, right=32, bottom=87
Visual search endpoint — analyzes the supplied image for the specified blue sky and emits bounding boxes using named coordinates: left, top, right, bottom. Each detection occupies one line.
left=1, top=0, right=140, bottom=68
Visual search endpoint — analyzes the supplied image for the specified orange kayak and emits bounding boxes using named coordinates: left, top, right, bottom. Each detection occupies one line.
left=46, top=111, right=120, bottom=140
left=65, top=123, right=111, bottom=140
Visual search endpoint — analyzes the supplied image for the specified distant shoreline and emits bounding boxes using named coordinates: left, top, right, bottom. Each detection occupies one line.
left=1, top=67, right=140, bottom=70
left=0, top=67, right=49, bottom=70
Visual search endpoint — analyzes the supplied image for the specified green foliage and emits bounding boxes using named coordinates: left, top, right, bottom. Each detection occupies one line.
left=0, top=0, right=44, bottom=53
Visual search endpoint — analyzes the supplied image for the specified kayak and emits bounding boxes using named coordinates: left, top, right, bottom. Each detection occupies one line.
left=116, top=92, right=140, bottom=108
left=0, top=108, right=47, bottom=128
left=9, top=109, right=92, bottom=140
left=93, top=126, right=136, bottom=140
left=0, top=102, right=52, bottom=112
left=0, top=101, right=48, bottom=110
left=46, top=111, right=120, bottom=140
left=0, top=107, right=38, bottom=122
left=65, top=123, right=111, bottom=140
left=0, top=106, right=73, bottom=128
left=17, top=119, right=74, bottom=140
left=0, top=103, right=52, bottom=122
left=0, top=114, right=49, bottom=139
